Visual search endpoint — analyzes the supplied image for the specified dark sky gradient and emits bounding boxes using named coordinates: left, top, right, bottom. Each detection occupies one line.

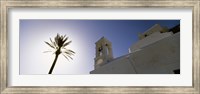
left=66, top=20, right=180, bottom=57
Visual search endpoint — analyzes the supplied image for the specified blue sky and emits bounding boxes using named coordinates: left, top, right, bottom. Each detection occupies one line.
left=20, top=20, right=180, bottom=74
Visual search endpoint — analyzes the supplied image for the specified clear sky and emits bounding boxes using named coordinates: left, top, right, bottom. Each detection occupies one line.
left=20, top=20, right=180, bottom=75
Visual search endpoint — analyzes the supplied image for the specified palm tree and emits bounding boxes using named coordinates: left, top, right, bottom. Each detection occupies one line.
left=44, top=33, right=75, bottom=74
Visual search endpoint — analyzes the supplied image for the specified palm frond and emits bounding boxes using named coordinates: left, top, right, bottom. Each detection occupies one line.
left=45, top=41, right=55, bottom=49
left=64, top=53, right=73, bottom=60
left=50, top=38, right=54, bottom=44
left=50, top=38, right=58, bottom=49
left=64, top=51, right=74, bottom=56
left=62, top=48, right=75, bottom=54
left=62, top=36, right=68, bottom=44
left=67, top=49, right=75, bottom=54
left=62, top=54, right=70, bottom=61
left=43, top=51, right=53, bottom=53
left=63, top=41, right=71, bottom=47
left=54, top=34, right=59, bottom=46
left=63, top=35, right=66, bottom=39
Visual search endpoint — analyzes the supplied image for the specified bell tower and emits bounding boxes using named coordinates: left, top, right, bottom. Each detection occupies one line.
left=94, top=37, right=113, bottom=69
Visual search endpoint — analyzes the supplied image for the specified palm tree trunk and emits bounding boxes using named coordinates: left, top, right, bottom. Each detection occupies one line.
left=48, top=54, right=59, bottom=74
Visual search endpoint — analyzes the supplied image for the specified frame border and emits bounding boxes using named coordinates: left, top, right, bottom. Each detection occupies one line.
left=1, top=0, right=199, bottom=94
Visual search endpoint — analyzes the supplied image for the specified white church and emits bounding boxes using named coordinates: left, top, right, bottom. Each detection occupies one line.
left=90, top=24, right=180, bottom=74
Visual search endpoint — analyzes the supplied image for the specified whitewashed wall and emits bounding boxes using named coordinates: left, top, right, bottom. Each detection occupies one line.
left=90, top=32, right=180, bottom=74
